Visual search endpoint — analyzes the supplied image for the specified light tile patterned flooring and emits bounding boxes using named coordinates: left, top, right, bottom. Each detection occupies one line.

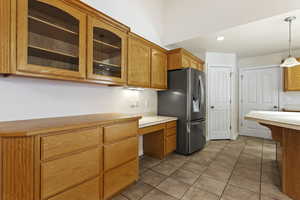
left=112, top=136, right=292, bottom=200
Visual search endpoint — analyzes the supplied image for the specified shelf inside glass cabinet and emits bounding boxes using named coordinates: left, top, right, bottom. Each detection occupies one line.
left=92, top=26, right=122, bottom=78
left=27, top=0, right=80, bottom=71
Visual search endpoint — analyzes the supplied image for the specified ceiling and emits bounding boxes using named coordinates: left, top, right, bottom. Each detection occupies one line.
left=169, top=9, right=300, bottom=58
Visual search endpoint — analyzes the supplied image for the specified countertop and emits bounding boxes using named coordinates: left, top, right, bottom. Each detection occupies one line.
left=0, top=113, right=141, bottom=137
left=245, top=111, right=300, bottom=131
left=139, top=116, right=178, bottom=128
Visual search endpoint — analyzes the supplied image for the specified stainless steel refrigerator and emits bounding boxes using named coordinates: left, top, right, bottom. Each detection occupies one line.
left=158, top=68, right=206, bottom=155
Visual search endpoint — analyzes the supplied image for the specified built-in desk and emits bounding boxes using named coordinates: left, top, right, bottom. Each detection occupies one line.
left=246, top=111, right=300, bottom=200
left=139, top=116, right=178, bottom=159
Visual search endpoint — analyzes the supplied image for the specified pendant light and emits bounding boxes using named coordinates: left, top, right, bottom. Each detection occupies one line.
left=280, top=16, right=300, bottom=68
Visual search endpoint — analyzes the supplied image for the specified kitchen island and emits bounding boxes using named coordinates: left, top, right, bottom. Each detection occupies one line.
left=245, top=111, right=300, bottom=200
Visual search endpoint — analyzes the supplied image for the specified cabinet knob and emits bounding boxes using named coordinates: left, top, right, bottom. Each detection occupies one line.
left=274, top=106, right=278, bottom=109
left=210, top=106, right=215, bottom=109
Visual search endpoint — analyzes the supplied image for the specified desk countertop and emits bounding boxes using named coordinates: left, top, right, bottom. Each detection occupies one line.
left=139, top=116, right=178, bottom=128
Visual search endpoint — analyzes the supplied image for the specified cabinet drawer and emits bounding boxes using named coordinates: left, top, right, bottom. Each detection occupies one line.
left=104, top=137, right=138, bottom=171
left=104, top=159, right=138, bottom=199
left=165, top=135, right=176, bottom=155
left=41, top=127, right=101, bottom=160
left=41, top=148, right=100, bottom=199
left=139, top=123, right=165, bottom=135
left=166, top=127, right=176, bottom=137
left=104, top=121, right=137, bottom=143
left=166, top=121, right=177, bottom=129
left=48, top=177, right=101, bottom=200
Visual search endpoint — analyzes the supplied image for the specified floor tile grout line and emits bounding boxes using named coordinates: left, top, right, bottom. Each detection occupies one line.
left=136, top=138, right=269, bottom=200
left=259, top=140, right=265, bottom=200
left=178, top=141, right=231, bottom=200
left=217, top=139, right=247, bottom=200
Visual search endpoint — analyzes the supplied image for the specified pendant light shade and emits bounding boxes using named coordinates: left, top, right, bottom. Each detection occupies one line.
left=280, top=56, right=300, bottom=68
left=280, top=16, right=300, bottom=68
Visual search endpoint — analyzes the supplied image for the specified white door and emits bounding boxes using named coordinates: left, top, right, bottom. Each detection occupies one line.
left=208, top=67, right=232, bottom=140
left=240, top=67, right=280, bottom=138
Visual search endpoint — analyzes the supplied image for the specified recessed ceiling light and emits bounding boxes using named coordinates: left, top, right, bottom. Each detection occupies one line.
left=217, top=36, right=225, bottom=41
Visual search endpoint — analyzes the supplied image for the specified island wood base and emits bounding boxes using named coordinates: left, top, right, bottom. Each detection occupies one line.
left=261, top=123, right=300, bottom=200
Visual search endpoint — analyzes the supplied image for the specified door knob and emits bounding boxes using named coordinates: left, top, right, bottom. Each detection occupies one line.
left=210, top=106, right=215, bottom=109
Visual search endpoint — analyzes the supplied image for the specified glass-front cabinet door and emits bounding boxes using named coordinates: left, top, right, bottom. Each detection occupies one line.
left=87, top=17, right=127, bottom=84
left=17, top=0, right=86, bottom=79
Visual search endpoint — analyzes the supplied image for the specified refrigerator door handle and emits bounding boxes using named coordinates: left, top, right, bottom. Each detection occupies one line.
left=199, top=75, right=205, bottom=106
left=187, top=123, right=191, bottom=133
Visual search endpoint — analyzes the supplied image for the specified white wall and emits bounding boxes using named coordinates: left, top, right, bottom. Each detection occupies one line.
left=81, top=0, right=164, bottom=46
left=0, top=77, right=157, bottom=121
left=239, top=50, right=300, bottom=111
left=205, top=52, right=239, bottom=140
left=163, top=0, right=300, bottom=46
left=239, top=49, right=300, bottom=68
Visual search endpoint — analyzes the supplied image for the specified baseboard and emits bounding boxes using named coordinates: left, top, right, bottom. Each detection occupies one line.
left=231, top=133, right=239, bottom=140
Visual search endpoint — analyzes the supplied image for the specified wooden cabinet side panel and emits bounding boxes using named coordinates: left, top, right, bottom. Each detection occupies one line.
left=2, top=137, right=35, bottom=200
left=283, top=129, right=300, bottom=200
left=0, top=0, right=12, bottom=73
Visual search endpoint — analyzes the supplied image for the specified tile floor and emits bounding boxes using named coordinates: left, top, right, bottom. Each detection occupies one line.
left=112, top=136, right=292, bottom=200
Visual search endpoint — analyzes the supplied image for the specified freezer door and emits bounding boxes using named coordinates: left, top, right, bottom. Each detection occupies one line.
left=187, top=120, right=206, bottom=154
left=189, top=69, right=206, bottom=121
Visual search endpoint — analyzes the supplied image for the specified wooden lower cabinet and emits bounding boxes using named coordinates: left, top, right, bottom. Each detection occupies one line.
left=104, top=136, right=138, bottom=171
left=48, top=177, right=101, bottom=200
left=103, top=121, right=139, bottom=199
left=41, top=148, right=100, bottom=199
left=41, top=126, right=101, bottom=160
left=104, top=159, right=139, bottom=199
left=165, top=135, right=177, bottom=155
left=0, top=118, right=139, bottom=200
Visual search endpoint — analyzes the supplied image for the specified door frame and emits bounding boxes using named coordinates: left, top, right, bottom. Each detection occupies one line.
left=239, top=65, right=282, bottom=138
left=207, top=65, right=234, bottom=140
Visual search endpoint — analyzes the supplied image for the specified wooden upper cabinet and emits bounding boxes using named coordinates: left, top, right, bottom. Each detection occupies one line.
left=182, top=54, right=191, bottom=68
left=168, top=48, right=204, bottom=71
left=87, top=17, right=127, bottom=84
left=151, top=48, right=167, bottom=89
left=17, top=0, right=87, bottom=79
left=284, top=59, right=300, bottom=91
left=128, top=34, right=151, bottom=88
